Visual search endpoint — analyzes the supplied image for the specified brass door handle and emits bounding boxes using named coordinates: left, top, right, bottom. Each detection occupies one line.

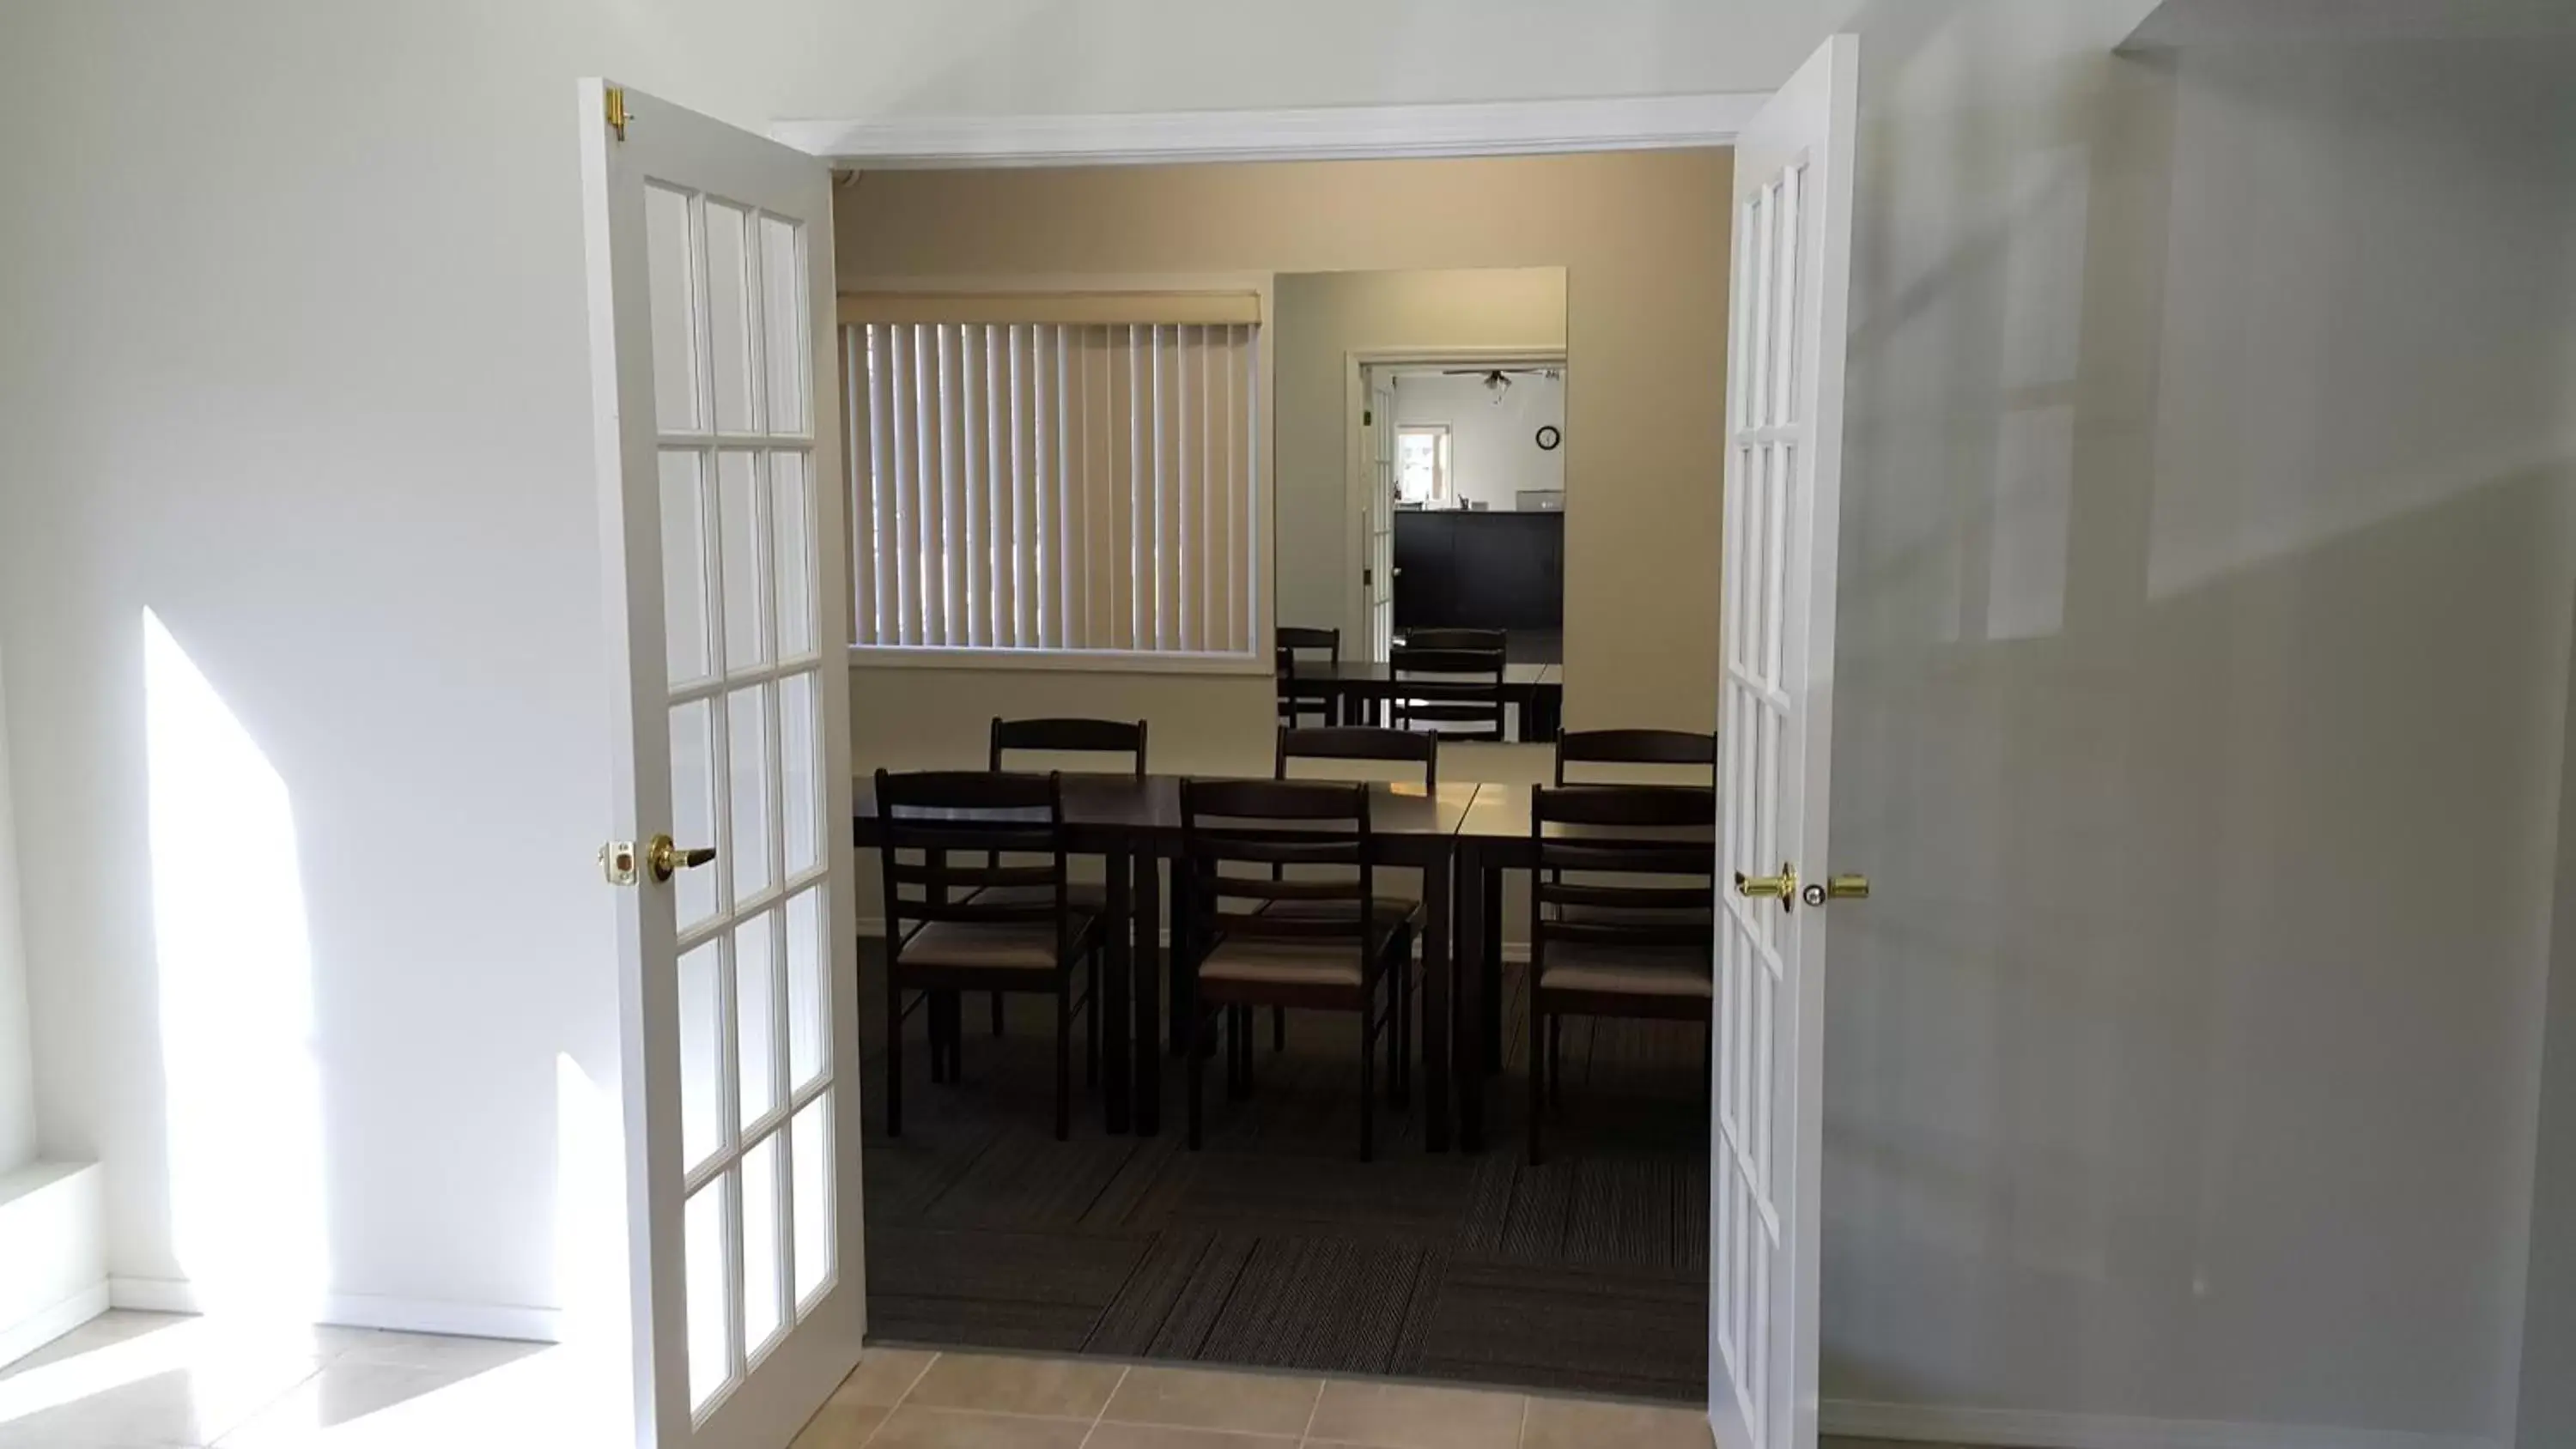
left=1735, top=863, right=1797, bottom=911
left=647, top=834, right=716, bottom=883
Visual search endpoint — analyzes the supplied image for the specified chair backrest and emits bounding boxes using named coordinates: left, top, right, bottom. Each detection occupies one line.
left=1276, top=725, right=1437, bottom=794
left=1528, top=785, right=1717, bottom=965
left=988, top=717, right=1147, bottom=777
left=1389, top=645, right=1506, bottom=740
left=874, top=769, right=1072, bottom=953
left=1401, top=627, right=1506, bottom=652
left=1553, top=729, right=1719, bottom=785
left=1180, top=778, right=1375, bottom=956
left=1276, top=626, right=1340, bottom=661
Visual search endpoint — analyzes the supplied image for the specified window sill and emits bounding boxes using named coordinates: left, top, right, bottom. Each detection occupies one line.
left=848, top=646, right=1273, bottom=677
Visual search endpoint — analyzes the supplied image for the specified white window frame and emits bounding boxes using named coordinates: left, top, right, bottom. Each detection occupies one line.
left=840, top=272, right=1276, bottom=676
left=1395, top=423, right=1452, bottom=506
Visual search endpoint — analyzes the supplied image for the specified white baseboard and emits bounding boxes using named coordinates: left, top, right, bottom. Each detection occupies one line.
left=107, top=1277, right=562, bottom=1344
left=1820, top=1399, right=2499, bottom=1449
left=0, top=1281, right=108, bottom=1368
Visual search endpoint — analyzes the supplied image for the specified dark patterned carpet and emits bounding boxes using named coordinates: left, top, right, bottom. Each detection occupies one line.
left=858, top=945, right=1711, bottom=1401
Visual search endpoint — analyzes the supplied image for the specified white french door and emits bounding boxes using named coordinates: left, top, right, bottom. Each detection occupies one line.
left=580, top=80, right=864, bottom=1449
left=1366, top=372, right=1398, bottom=660
left=1710, top=34, right=1856, bottom=1449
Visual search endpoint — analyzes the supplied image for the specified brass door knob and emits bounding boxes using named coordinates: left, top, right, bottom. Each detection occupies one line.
left=647, top=834, right=717, bottom=883
left=1826, top=874, right=1870, bottom=900
left=1735, top=863, right=1797, bottom=911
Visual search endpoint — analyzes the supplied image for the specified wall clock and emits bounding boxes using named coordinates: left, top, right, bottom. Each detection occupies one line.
left=1535, top=425, right=1562, bottom=451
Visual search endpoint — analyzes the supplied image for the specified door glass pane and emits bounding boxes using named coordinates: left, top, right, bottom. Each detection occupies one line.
left=790, top=1095, right=833, bottom=1307
left=670, top=700, right=718, bottom=931
left=742, top=1130, right=784, bottom=1358
left=735, top=909, right=777, bottom=1126
left=718, top=452, right=769, bottom=670
left=779, top=670, right=818, bottom=876
left=760, top=216, right=807, bottom=436
left=660, top=451, right=712, bottom=685
left=772, top=451, right=814, bottom=658
left=644, top=185, right=700, bottom=433
left=684, top=1179, right=732, bottom=1410
left=704, top=199, right=756, bottom=434
left=785, top=886, right=825, bottom=1088
left=677, top=939, right=723, bottom=1172
left=728, top=685, right=774, bottom=901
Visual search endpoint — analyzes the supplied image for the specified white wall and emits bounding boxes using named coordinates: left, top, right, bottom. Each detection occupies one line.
left=1390, top=372, right=1566, bottom=511
left=1829, top=5, right=2576, bottom=1446
left=0, top=650, right=33, bottom=1174
left=2526, top=596, right=2576, bottom=1446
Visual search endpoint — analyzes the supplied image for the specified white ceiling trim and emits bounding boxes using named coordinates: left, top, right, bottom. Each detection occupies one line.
left=771, top=93, right=1765, bottom=169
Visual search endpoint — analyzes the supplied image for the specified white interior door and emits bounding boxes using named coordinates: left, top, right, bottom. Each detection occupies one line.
left=1367, top=372, right=1398, bottom=659
left=1710, top=33, right=1856, bottom=1449
left=580, top=79, right=863, bottom=1449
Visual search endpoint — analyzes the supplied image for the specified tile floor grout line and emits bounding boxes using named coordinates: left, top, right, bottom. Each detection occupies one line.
left=853, top=1349, right=942, bottom=1449
left=1295, top=1369, right=1327, bottom=1448
left=1074, top=1364, right=1131, bottom=1449
left=1514, top=1389, right=1532, bottom=1449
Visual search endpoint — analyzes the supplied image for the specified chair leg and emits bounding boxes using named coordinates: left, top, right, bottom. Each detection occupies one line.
left=1358, top=995, right=1376, bottom=1163
left=1527, top=996, right=1546, bottom=1166
left=1054, top=985, right=1072, bottom=1142
left=884, top=970, right=905, bottom=1139
left=1084, top=947, right=1102, bottom=1087
left=1548, top=1014, right=1564, bottom=1109
left=1186, top=1006, right=1208, bottom=1150
left=1386, top=946, right=1407, bottom=1109
left=1483, top=884, right=1504, bottom=1074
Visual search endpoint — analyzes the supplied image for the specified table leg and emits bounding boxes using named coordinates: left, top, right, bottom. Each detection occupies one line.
left=1134, top=846, right=1163, bottom=1136
left=1422, top=842, right=1453, bottom=1154
left=1483, top=865, right=1505, bottom=1074
left=1455, top=840, right=1484, bottom=1151
left=1103, top=849, right=1133, bottom=1135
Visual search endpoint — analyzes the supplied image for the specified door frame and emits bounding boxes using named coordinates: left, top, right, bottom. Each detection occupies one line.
left=1341, top=347, right=1567, bottom=654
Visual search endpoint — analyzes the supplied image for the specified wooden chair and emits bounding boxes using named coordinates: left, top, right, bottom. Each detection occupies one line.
left=1524, top=785, right=1716, bottom=1165
left=874, top=769, right=1103, bottom=1141
left=1179, top=779, right=1415, bottom=1161
left=1390, top=645, right=1507, bottom=741
left=1276, top=627, right=1340, bottom=726
left=1260, top=726, right=1439, bottom=1053
left=1554, top=729, right=1719, bottom=785
left=980, top=717, right=1144, bottom=1039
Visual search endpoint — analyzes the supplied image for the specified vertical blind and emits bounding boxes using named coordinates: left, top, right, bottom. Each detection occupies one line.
left=843, top=321, right=1259, bottom=654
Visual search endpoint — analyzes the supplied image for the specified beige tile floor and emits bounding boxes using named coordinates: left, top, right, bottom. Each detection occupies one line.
left=1, top=1314, right=1959, bottom=1449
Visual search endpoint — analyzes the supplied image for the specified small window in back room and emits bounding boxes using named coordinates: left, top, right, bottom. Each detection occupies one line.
left=1396, top=424, right=1450, bottom=505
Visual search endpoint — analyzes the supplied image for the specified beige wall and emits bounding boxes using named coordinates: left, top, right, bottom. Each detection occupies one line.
left=1273, top=267, right=1567, bottom=641
left=836, top=149, right=1734, bottom=767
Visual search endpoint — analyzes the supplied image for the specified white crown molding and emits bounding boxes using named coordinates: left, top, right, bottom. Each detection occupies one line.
left=1821, top=1398, right=2499, bottom=1449
left=772, top=93, right=1765, bottom=169
left=108, top=1277, right=562, bottom=1344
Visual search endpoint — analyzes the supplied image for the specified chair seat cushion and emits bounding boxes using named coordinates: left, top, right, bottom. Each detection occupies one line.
left=1537, top=943, right=1713, bottom=999
left=967, top=882, right=1109, bottom=912
left=897, top=917, right=1091, bottom=972
left=1198, top=932, right=1393, bottom=989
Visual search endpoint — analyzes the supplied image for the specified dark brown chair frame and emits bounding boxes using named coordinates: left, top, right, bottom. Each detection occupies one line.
left=1275, top=627, right=1341, bottom=727
left=875, top=768, right=1102, bottom=1142
left=1524, top=784, right=1716, bottom=1165
left=1552, top=729, right=1719, bottom=785
left=1178, top=779, right=1413, bottom=1161
left=981, top=718, right=1145, bottom=1039
left=1389, top=645, right=1507, bottom=742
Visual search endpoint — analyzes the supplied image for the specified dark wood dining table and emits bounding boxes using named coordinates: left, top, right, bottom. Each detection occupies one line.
left=854, top=773, right=1482, bottom=1150
left=1295, top=661, right=1563, bottom=740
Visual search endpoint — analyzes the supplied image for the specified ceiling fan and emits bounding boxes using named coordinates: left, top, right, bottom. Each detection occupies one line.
left=1437, top=366, right=1561, bottom=400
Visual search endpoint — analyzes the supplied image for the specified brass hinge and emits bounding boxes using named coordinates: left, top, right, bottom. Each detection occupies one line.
left=605, top=86, right=629, bottom=142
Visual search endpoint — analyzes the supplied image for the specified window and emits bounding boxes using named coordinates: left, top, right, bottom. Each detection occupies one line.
left=843, top=315, right=1260, bottom=658
left=1396, top=424, right=1450, bottom=505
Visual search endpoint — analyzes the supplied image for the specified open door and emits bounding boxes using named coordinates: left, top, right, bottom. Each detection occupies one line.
left=1365, top=371, right=1399, bottom=660
left=1710, top=33, right=1857, bottom=1449
left=580, top=79, right=864, bottom=1449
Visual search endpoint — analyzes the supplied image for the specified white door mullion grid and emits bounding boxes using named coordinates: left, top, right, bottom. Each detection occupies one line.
left=1709, top=34, right=1855, bottom=1449
left=584, top=77, right=860, bottom=1449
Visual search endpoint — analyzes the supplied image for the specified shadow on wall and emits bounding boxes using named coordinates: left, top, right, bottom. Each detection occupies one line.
left=1825, top=5, right=2576, bottom=1443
